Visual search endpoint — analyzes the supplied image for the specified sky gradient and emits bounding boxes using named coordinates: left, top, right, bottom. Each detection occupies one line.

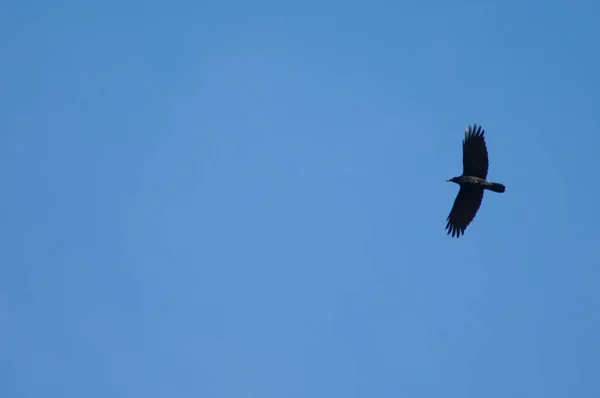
left=2, top=1, right=599, bottom=397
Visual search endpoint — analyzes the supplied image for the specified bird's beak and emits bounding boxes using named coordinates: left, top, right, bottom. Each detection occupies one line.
left=446, top=178, right=450, bottom=182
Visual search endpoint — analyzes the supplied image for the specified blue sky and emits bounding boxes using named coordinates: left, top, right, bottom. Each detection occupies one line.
left=1, top=0, right=599, bottom=397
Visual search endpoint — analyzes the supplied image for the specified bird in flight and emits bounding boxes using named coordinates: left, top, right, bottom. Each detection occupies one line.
left=445, top=124, right=505, bottom=238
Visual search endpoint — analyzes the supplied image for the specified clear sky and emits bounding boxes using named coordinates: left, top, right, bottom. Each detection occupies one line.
left=2, top=1, right=599, bottom=397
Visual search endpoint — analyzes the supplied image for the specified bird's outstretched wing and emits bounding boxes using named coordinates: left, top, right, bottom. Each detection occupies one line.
left=462, top=124, right=488, bottom=179
left=445, top=186, right=484, bottom=238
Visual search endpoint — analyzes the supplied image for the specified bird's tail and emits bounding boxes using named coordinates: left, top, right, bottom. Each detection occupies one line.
left=488, top=182, right=506, bottom=193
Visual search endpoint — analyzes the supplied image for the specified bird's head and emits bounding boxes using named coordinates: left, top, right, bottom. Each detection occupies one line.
left=446, top=177, right=459, bottom=184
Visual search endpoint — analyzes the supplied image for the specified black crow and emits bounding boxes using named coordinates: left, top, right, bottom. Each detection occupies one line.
left=445, top=124, right=505, bottom=238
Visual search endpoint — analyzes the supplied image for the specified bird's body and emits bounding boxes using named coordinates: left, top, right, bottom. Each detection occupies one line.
left=445, top=124, right=505, bottom=238
left=447, top=175, right=505, bottom=193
